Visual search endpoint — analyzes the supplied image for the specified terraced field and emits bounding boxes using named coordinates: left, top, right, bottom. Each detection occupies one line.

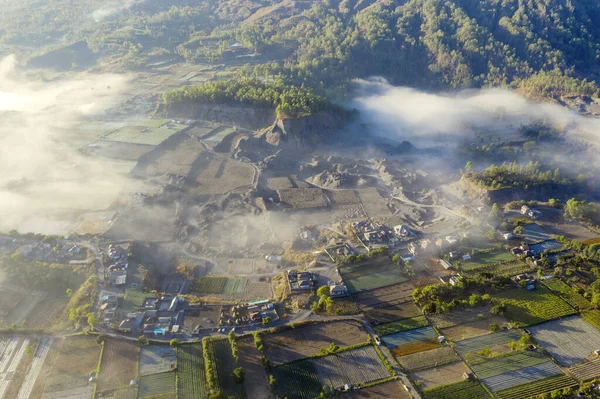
left=581, top=309, right=600, bottom=330
left=339, top=259, right=407, bottom=293
left=139, top=345, right=176, bottom=376
left=409, top=361, right=471, bottom=390
left=569, top=357, right=600, bottom=381
left=482, top=361, right=563, bottom=392
left=382, top=326, right=437, bottom=348
left=496, top=375, right=578, bottom=399
left=205, top=339, right=244, bottom=399
left=194, top=276, right=247, bottom=295
left=529, top=316, right=600, bottom=366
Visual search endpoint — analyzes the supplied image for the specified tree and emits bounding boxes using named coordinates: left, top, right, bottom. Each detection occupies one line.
left=231, top=367, right=245, bottom=384
left=66, top=288, right=73, bottom=297
left=170, top=338, right=180, bottom=347
left=269, top=374, right=277, bottom=387
left=138, top=335, right=148, bottom=346
left=316, top=285, right=330, bottom=297
left=488, top=203, right=502, bottom=224
left=262, top=316, right=271, bottom=325
left=490, top=302, right=507, bottom=315
left=489, top=322, right=500, bottom=332
left=513, top=225, right=524, bottom=236
left=465, top=161, right=473, bottom=172
left=87, top=312, right=99, bottom=331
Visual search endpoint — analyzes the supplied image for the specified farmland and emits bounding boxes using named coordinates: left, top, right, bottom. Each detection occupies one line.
left=97, top=338, right=140, bottom=393
left=354, top=282, right=421, bottom=323
left=104, top=123, right=187, bottom=145
left=470, top=350, right=549, bottom=379
left=397, top=347, right=460, bottom=372
left=189, top=155, right=255, bottom=195
left=373, top=316, right=429, bottom=336
left=429, top=305, right=496, bottom=329
left=339, top=258, right=407, bottom=293
left=272, top=360, right=323, bottom=399
left=391, top=339, right=440, bottom=357
left=139, top=345, right=176, bottom=376
left=194, top=276, right=246, bottom=295
left=482, top=361, right=563, bottom=392
left=313, top=346, right=391, bottom=389
left=16, top=337, right=53, bottom=399
left=441, top=316, right=509, bottom=342
left=138, top=372, right=175, bottom=398
left=0, top=337, right=31, bottom=398
left=569, top=357, right=600, bottom=381
left=542, top=278, right=593, bottom=310
left=528, top=316, right=600, bottom=366
left=496, top=375, right=578, bottom=399
left=521, top=223, right=553, bottom=243
left=176, top=344, right=207, bottom=399
left=582, top=309, right=600, bottom=330
left=492, top=286, right=576, bottom=326
left=382, top=326, right=438, bottom=348
left=337, top=380, right=411, bottom=399
left=462, top=261, right=535, bottom=277
left=453, top=330, right=522, bottom=357
left=262, top=321, right=368, bottom=366
left=25, top=297, right=68, bottom=329
left=205, top=338, right=244, bottom=399
left=460, top=249, right=516, bottom=270
left=37, top=336, right=102, bottom=395
left=238, top=337, right=272, bottom=399
left=421, top=380, right=491, bottom=399
left=409, top=361, right=471, bottom=390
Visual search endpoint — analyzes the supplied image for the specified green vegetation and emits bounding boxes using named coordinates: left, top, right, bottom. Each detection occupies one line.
left=422, top=380, right=491, bottom=399
left=582, top=310, right=600, bottom=330
left=204, top=338, right=244, bottom=399
left=564, top=198, right=600, bottom=228
left=163, top=79, right=348, bottom=118
left=176, top=344, right=207, bottom=399
left=460, top=249, right=516, bottom=270
left=542, top=278, right=593, bottom=311
left=373, top=316, right=429, bottom=337
left=464, top=161, right=577, bottom=190
left=495, top=375, right=578, bottom=399
left=492, top=286, right=576, bottom=326
left=272, top=360, right=322, bottom=399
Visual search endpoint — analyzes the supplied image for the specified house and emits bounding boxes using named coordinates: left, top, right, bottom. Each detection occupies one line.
left=364, top=230, right=385, bottom=243
left=449, top=251, right=460, bottom=260
left=511, top=247, right=523, bottom=255
left=503, top=233, right=515, bottom=240
left=439, top=275, right=460, bottom=286
left=298, top=280, right=311, bottom=290
left=102, top=295, right=118, bottom=304
left=439, top=259, right=452, bottom=270
left=400, top=254, right=415, bottom=263
left=329, top=283, right=349, bottom=297
left=521, top=205, right=541, bottom=220
left=394, top=225, right=414, bottom=237
left=521, top=205, right=531, bottom=215
left=265, top=255, right=282, bottom=264
left=462, top=254, right=472, bottom=261
left=118, top=318, right=136, bottom=333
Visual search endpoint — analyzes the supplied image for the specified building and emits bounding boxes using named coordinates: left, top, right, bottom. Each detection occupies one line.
left=328, top=283, right=349, bottom=298
left=439, top=275, right=460, bottom=286
left=503, top=232, right=515, bottom=240
left=439, top=259, right=452, bottom=270
left=394, top=225, right=414, bottom=237
left=521, top=205, right=541, bottom=220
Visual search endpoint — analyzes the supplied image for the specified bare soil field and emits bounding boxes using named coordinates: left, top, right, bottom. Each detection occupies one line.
left=26, top=298, right=68, bottom=329
left=428, top=305, right=495, bottom=329
left=139, top=345, right=177, bottom=376
left=132, top=133, right=203, bottom=178
left=278, top=188, right=327, bottom=209
left=0, top=337, right=34, bottom=399
left=326, top=190, right=361, bottom=206
left=189, top=155, right=255, bottom=195
left=263, top=321, right=369, bottom=366
left=85, top=141, right=154, bottom=161
left=354, top=282, right=421, bottom=323
left=441, top=316, right=509, bottom=342
left=540, top=222, right=598, bottom=242
left=357, top=188, right=391, bottom=217
left=266, top=177, right=294, bottom=190
left=97, top=339, right=140, bottom=393
left=238, top=337, right=273, bottom=399
left=337, top=380, right=411, bottom=399
left=397, top=346, right=460, bottom=372
left=409, top=361, right=471, bottom=390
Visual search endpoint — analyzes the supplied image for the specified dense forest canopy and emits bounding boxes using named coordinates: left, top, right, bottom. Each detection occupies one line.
left=1, top=0, right=599, bottom=98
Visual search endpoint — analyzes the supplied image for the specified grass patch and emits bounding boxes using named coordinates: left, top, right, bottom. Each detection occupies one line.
left=374, top=316, right=429, bottom=337
left=422, top=380, right=491, bottom=399
left=121, top=289, right=146, bottom=313
left=492, top=286, right=576, bottom=326
left=339, top=258, right=406, bottom=293
left=461, top=250, right=516, bottom=270
left=194, top=277, right=227, bottom=294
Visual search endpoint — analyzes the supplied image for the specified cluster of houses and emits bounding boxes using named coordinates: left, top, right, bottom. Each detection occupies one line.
left=521, top=205, right=541, bottom=220
left=105, top=244, right=128, bottom=286
left=408, top=234, right=466, bottom=258
left=352, top=221, right=416, bottom=250
left=17, top=242, right=84, bottom=263
left=118, top=295, right=186, bottom=335
left=288, top=269, right=318, bottom=290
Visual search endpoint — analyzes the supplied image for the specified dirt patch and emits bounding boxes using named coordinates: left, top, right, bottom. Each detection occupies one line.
left=132, top=133, right=203, bottom=178
left=353, top=282, right=421, bottom=323
left=440, top=316, right=509, bottom=342
left=278, top=188, right=327, bottom=210
left=357, top=188, right=391, bottom=217
left=26, top=297, right=68, bottom=329
left=238, top=337, right=273, bottom=399
left=84, top=141, right=154, bottom=161
left=263, top=321, right=368, bottom=366
left=189, top=154, right=255, bottom=195
left=97, top=338, right=140, bottom=393
left=397, top=346, right=460, bottom=372
left=428, top=305, right=495, bottom=329
left=409, top=361, right=471, bottom=390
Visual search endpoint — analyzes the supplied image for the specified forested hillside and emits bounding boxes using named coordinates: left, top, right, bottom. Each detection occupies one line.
left=2, top=0, right=599, bottom=97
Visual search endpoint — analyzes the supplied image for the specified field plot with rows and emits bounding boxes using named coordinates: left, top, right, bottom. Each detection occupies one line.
left=569, top=357, right=600, bottom=381
left=482, top=361, right=563, bottom=392
left=353, top=282, right=421, bottom=323
left=30, top=336, right=101, bottom=398
left=339, top=258, right=407, bottom=294
left=582, top=309, right=600, bottom=330
left=471, top=350, right=548, bottom=379
left=428, top=305, right=496, bottom=329
left=374, top=316, right=428, bottom=336
left=238, top=337, right=272, bottom=399
left=97, top=339, right=140, bottom=394
left=205, top=339, right=244, bottom=399
left=139, top=345, right=176, bottom=376
left=397, top=346, right=460, bottom=372
left=313, top=346, right=391, bottom=389
left=453, top=330, right=522, bottom=357
left=138, top=372, right=175, bottom=398
left=337, top=380, right=411, bottom=399
left=272, top=360, right=323, bottom=399
left=461, top=249, right=516, bottom=270
left=409, top=361, right=471, bottom=390
left=521, top=224, right=553, bottom=243
left=176, top=344, right=207, bottom=399
left=529, top=315, right=600, bottom=366
left=542, top=278, right=593, bottom=311
left=263, top=321, right=368, bottom=366
left=441, top=316, right=509, bottom=342
left=0, top=337, right=30, bottom=398
left=16, top=337, right=53, bottom=399
left=491, top=286, right=576, bottom=326
left=194, top=276, right=246, bottom=295
left=462, top=261, right=534, bottom=277
left=496, top=375, right=577, bottom=399
left=421, top=380, right=491, bottom=399
left=382, top=326, right=437, bottom=348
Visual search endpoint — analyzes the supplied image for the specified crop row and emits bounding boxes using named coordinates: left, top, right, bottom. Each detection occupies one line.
left=177, top=344, right=207, bottom=399
left=496, top=375, right=578, bottom=399
left=272, top=360, right=323, bottom=399
left=314, top=346, right=390, bottom=389
left=482, top=360, right=563, bottom=392
left=195, top=277, right=228, bottom=294
left=373, top=316, right=429, bottom=337
left=569, top=358, right=600, bottom=382
left=138, top=372, right=175, bottom=398
left=462, top=261, right=534, bottom=277
left=582, top=310, right=600, bottom=330
left=471, top=350, right=547, bottom=379
left=454, top=330, right=522, bottom=356
left=421, top=380, right=491, bottom=399
left=542, top=278, right=593, bottom=311
left=206, top=339, right=244, bottom=399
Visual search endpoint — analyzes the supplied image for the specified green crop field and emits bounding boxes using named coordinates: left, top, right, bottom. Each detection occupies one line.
left=462, top=261, right=534, bottom=277
left=495, top=375, right=578, bottom=399
left=374, top=316, right=429, bottom=337
left=492, top=286, right=576, bottom=326
left=272, top=360, right=323, bottom=399
left=222, top=278, right=247, bottom=295
left=206, top=339, right=244, bottom=399
left=194, top=277, right=247, bottom=295
left=422, top=380, right=491, bottom=399
left=138, top=372, right=175, bottom=398
left=177, top=344, right=207, bottom=399
left=582, top=310, right=600, bottom=330
left=339, top=259, right=406, bottom=293
left=542, top=278, right=593, bottom=311
left=461, top=249, right=516, bottom=270
left=470, top=351, right=548, bottom=379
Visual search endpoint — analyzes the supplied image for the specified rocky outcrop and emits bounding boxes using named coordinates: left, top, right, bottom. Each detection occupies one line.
left=257, top=112, right=344, bottom=149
